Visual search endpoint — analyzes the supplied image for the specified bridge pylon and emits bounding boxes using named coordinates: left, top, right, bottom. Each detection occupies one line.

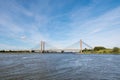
left=80, top=39, right=82, bottom=53
left=40, top=41, right=45, bottom=53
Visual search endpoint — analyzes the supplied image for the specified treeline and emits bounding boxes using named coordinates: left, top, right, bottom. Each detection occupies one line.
left=0, top=50, right=64, bottom=53
left=82, top=46, right=120, bottom=54
left=0, top=46, right=120, bottom=54
left=0, top=50, right=31, bottom=53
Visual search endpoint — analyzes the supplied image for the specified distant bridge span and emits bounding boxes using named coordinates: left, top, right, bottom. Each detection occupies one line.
left=31, top=39, right=93, bottom=53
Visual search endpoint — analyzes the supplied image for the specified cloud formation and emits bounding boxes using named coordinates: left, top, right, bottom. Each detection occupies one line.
left=0, top=0, right=120, bottom=49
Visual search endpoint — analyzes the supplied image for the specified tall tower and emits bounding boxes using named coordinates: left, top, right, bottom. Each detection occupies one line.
left=80, top=39, right=82, bottom=53
left=43, top=41, right=45, bottom=53
left=40, top=41, right=43, bottom=53
left=40, top=41, right=45, bottom=53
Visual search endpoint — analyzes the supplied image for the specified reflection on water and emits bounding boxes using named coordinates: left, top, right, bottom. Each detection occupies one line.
left=0, top=53, right=120, bottom=80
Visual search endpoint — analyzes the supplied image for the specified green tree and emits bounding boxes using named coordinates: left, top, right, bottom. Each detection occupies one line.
left=112, top=47, right=119, bottom=53
left=94, top=46, right=106, bottom=51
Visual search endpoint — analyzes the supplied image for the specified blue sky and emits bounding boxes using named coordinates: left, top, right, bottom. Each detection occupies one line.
left=0, top=0, right=120, bottom=50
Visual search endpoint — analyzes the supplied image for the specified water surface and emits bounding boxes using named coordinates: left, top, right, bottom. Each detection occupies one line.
left=0, top=53, right=120, bottom=80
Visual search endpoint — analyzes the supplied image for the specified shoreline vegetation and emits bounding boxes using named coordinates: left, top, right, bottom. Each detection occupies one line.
left=0, top=46, right=120, bottom=54
left=82, top=47, right=120, bottom=54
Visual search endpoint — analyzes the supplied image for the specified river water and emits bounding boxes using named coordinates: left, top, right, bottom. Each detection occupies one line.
left=0, top=53, right=120, bottom=80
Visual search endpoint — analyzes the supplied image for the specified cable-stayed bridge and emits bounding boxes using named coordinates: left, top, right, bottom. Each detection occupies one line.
left=31, top=39, right=93, bottom=53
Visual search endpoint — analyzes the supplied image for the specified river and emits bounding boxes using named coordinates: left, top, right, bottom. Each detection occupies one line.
left=0, top=53, right=120, bottom=80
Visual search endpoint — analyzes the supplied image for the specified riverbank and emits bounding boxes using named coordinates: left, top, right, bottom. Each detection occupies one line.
left=0, top=47, right=120, bottom=54
left=82, top=47, right=120, bottom=54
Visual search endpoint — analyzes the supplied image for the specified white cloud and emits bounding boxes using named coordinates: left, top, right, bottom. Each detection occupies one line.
left=0, top=0, right=120, bottom=49
left=63, top=6, right=120, bottom=48
left=0, top=43, right=26, bottom=50
left=69, top=6, right=120, bottom=35
left=20, top=35, right=26, bottom=40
